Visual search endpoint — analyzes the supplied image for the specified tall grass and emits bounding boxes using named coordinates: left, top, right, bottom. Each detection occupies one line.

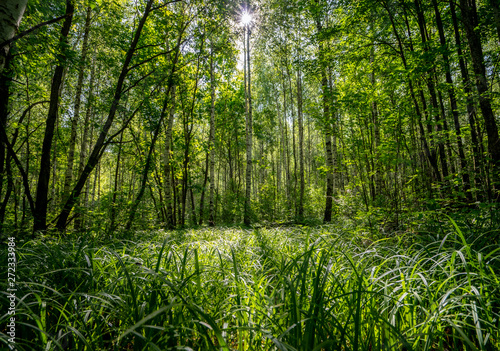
left=1, top=219, right=499, bottom=350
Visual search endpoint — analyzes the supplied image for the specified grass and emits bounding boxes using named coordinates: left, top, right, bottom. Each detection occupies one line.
left=0, top=216, right=499, bottom=350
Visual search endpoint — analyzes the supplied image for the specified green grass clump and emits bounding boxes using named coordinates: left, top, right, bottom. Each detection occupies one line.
left=1, top=220, right=499, bottom=350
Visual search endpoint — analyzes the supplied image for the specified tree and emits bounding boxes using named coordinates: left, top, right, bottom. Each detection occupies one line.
left=33, top=0, right=74, bottom=232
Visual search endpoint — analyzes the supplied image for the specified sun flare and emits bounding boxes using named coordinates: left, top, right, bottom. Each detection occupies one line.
left=241, top=12, right=252, bottom=25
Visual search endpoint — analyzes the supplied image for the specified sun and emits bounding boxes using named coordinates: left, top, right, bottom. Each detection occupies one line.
left=241, top=12, right=252, bottom=25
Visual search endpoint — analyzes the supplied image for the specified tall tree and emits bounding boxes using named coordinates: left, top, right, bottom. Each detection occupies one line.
left=243, top=14, right=253, bottom=226
left=62, top=5, right=92, bottom=204
left=56, top=0, right=157, bottom=231
left=33, top=0, right=74, bottom=232
left=459, top=0, right=500, bottom=187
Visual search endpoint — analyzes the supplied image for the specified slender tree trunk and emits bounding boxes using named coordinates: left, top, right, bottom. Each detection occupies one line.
left=56, top=0, right=155, bottom=231
left=163, top=83, right=176, bottom=229
left=370, top=46, right=381, bottom=201
left=125, top=34, right=181, bottom=230
left=0, top=52, right=12, bottom=228
left=208, top=43, right=216, bottom=226
left=125, top=89, right=174, bottom=230
left=198, top=151, right=209, bottom=225
left=315, top=18, right=334, bottom=223
left=0, top=52, right=11, bottom=222
left=449, top=0, right=483, bottom=199
left=281, top=69, right=290, bottom=205
left=108, top=131, right=123, bottom=233
left=459, top=0, right=500, bottom=186
left=414, top=0, right=449, bottom=183
left=297, top=68, right=304, bottom=220
left=432, top=0, right=471, bottom=199
left=62, top=5, right=91, bottom=203
left=488, top=0, right=500, bottom=44
left=74, top=59, right=96, bottom=231
left=384, top=2, right=441, bottom=185
left=243, top=24, right=253, bottom=226
left=33, top=0, right=74, bottom=232
left=189, top=186, right=197, bottom=225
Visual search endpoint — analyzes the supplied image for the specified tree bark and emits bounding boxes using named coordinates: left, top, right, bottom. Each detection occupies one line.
left=414, top=0, right=449, bottom=183
left=208, top=42, right=216, bottom=226
left=449, top=0, right=483, bottom=199
left=432, top=0, right=471, bottom=199
left=164, top=86, right=176, bottom=229
left=314, top=18, right=334, bottom=223
left=33, top=0, right=74, bottom=232
left=459, top=0, right=500, bottom=186
left=108, top=131, right=123, bottom=233
left=62, top=5, right=92, bottom=203
left=125, top=32, right=181, bottom=230
left=74, top=58, right=96, bottom=231
left=243, top=24, right=253, bottom=226
left=297, top=68, right=305, bottom=220
left=56, top=0, right=154, bottom=231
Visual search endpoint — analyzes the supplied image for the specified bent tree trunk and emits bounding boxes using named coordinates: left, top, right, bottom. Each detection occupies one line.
left=125, top=32, right=181, bottom=230
left=56, top=0, right=154, bottom=231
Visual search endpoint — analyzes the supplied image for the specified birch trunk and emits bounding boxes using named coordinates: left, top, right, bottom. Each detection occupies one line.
left=243, top=24, right=253, bottom=226
left=62, top=5, right=91, bottom=203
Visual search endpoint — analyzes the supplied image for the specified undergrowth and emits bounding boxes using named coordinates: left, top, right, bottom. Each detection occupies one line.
left=1, top=216, right=499, bottom=350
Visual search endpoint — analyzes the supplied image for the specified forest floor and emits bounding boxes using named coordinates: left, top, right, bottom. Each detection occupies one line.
left=1, top=212, right=499, bottom=350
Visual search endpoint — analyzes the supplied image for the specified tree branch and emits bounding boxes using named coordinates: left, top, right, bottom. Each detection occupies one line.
left=0, top=15, right=68, bottom=48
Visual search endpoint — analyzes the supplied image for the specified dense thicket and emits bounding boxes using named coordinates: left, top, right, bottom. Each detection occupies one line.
left=0, top=0, right=499, bottom=234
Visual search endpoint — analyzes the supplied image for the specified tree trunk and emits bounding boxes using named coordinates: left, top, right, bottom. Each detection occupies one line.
left=385, top=2, right=441, bottom=185
left=459, top=0, right=500, bottom=186
left=163, top=85, right=176, bottom=230
left=108, top=131, right=123, bottom=233
left=33, top=0, right=74, bottom=232
left=74, top=58, right=96, bottom=231
left=62, top=5, right=91, bottom=203
left=449, top=0, right=483, bottom=199
left=0, top=51, right=12, bottom=228
left=125, top=34, right=181, bottom=230
left=56, top=0, right=155, bottom=231
left=0, top=52, right=11, bottom=217
left=315, top=18, right=334, bottom=223
left=414, top=0, right=449, bottom=183
left=208, top=42, right=216, bottom=226
left=296, top=68, right=305, bottom=220
left=488, top=0, right=500, bottom=44
left=125, top=86, right=175, bottom=230
left=243, top=24, right=253, bottom=226
left=432, top=0, right=471, bottom=199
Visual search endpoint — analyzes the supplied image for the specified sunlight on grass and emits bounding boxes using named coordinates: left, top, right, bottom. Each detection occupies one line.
left=1, top=221, right=499, bottom=350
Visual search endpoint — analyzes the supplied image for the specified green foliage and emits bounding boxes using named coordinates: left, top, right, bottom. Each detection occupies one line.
left=1, top=218, right=499, bottom=350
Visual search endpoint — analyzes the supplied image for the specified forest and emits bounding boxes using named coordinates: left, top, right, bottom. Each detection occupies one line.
left=0, top=0, right=499, bottom=350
